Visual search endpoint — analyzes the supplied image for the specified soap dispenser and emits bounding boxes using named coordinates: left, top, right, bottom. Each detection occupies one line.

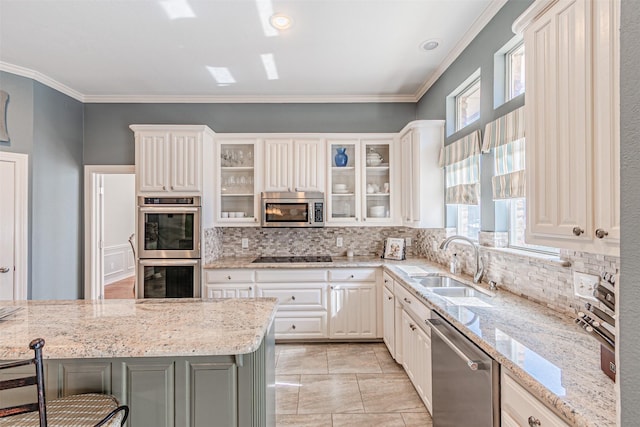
left=450, top=253, right=459, bottom=274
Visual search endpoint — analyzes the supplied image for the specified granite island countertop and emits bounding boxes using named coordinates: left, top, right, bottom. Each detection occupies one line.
left=0, top=298, right=278, bottom=360
left=205, top=256, right=616, bottom=427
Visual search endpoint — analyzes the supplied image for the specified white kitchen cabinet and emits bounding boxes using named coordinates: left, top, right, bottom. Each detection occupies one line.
left=382, top=284, right=396, bottom=358
left=501, top=371, right=569, bottom=427
left=326, top=135, right=399, bottom=226
left=401, top=309, right=432, bottom=413
left=515, top=0, right=619, bottom=256
left=132, top=125, right=213, bottom=195
left=398, top=121, right=444, bottom=228
left=329, top=283, right=377, bottom=338
left=263, top=137, right=325, bottom=193
left=204, top=269, right=256, bottom=299
left=215, top=137, right=261, bottom=226
left=205, top=284, right=254, bottom=299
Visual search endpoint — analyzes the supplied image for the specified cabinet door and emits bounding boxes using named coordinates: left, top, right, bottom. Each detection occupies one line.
left=382, top=285, right=395, bottom=358
left=400, top=130, right=414, bottom=224
left=263, top=138, right=292, bottom=191
left=361, top=139, right=394, bottom=224
left=329, top=284, right=377, bottom=338
left=206, top=284, right=254, bottom=299
left=53, top=360, right=113, bottom=397
left=327, top=139, right=361, bottom=225
left=137, top=132, right=169, bottom=192
left=170, top=132, right=202, bottom=192
left=401, top=309, right=416, bottom=383
left=525, top=0, right=593, bottom=245
left=293, top=138, right=324, bottom=192
left=415, top=325, right=432, bottom=413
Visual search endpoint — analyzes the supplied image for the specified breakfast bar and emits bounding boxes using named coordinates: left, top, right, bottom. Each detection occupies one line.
left=0, top=298, right=278, bottom=427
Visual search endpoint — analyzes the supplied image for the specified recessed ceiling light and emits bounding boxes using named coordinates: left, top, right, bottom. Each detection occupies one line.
left=270, top=13, right=292, bottom=30
left=420, top=39, right=440, bottom=51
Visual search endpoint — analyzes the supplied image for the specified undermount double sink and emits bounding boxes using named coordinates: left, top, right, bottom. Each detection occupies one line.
left=414, top=275, right=489, bottom=298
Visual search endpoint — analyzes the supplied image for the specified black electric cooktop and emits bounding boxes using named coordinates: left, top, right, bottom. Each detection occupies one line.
left=252, top=255, right=333, bottom=263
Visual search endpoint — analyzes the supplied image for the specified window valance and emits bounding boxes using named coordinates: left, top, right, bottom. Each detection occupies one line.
left=481, top=106, right=525, bottom=152
left=439, top=130, right=482, bottom=167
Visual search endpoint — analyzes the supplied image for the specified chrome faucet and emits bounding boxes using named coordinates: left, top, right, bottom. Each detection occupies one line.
left=439, top=235, right=484, bottom=284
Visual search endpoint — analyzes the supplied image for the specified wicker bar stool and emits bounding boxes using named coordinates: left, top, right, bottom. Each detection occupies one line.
left=0, top=338, right=129, bottom=427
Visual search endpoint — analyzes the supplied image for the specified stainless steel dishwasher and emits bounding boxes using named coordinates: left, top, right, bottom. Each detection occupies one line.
left=425, top=310, right=499, bottom=427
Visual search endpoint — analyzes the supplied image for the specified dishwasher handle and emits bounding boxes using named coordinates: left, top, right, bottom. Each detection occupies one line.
left=425, top=318, right=481, bottom=371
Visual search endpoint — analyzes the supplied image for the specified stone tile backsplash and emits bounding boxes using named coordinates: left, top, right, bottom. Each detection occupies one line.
left=205, top=226, right=619, bottom=316
left=204, top=226, right=420, bottom=263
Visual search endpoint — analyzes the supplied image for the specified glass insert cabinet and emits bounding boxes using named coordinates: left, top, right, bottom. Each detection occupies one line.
left=327, top=137, right=395, bottom=225
left=216, top=139, right=260, bottom=224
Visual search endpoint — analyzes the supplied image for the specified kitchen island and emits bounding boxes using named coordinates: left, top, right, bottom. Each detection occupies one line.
left=0, top=298, right=278, bottom=427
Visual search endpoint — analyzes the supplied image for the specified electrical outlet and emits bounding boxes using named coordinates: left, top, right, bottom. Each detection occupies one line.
left=405, top=237, right=412, bottom=247
left=336, top=237, right=343, bottom=247
left=432, top=241, right=438, bottom=252
left=573, top=272, right=599, bottom=300
left=241, top=238, right=249, bottom=249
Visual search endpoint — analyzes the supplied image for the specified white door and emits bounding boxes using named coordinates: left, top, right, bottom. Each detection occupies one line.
left=0, top=159, right=15, bottom=299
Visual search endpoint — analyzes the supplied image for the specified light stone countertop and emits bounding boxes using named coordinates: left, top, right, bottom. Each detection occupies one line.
left=0, top=298, right=278, bottom=360
left=204, top=256, right=616, bottom=427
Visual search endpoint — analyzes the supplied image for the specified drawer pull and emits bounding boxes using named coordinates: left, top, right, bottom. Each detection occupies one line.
left=350, top=274, right=354, bottom=279
left=409, top=324, right=416, bottom=331
left=227, top=276, right=231, bottom=280
left=291, top=295, right=296, bottom=301
left=403, top=297, right=411, bottom=304
left=387, top=296, right=393, bottom=300
left=291, top=324, right=296, bottom=330
left=528, top=416, right=541, bottom=426
left=572, top=226, right=585, bottom=236
left=595, top=228, right=609, bottom=239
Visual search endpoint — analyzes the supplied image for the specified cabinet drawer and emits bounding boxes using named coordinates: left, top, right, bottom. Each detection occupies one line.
left=206, top=269, right=255, bottom=283
left=501, top=372, right=569, bottom=427
left=395, top=283, right=431, bottom=332
left=274, top=312, right=328, bottom=338
left=255, top=269, right=327, bottom=282
left=329, top=268, right=377, bottom=282
left=257, top=284, right=328, bottom=310
left=382, top=272, right=394, bottom=291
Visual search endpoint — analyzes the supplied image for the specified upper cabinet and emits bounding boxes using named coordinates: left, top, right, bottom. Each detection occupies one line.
left=215, top=137, right=261, bottom=225
left=326, top=135, right=399, bottom=226
left=514, top=0, right=619, bottom=256
left=132, top=125, right=214, bottom=195
left=263, top=137, right=325, bottom=193
left=399, top=121, right=444, bottom=228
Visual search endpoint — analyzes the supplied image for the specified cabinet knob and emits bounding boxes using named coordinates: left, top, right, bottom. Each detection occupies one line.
left=249, top=286, right=252, bottom=291
left=291, top=324, right=296, bottom=330
left=387, top=296, right=393, bottom=300
left=170, top=185, right=174, bottom=190
left=355, top=218, right=359, bottom=221
left=163, top=186, right=167, bottom=191
left=572, top=226, right=585, bottom=236
left=363, top=218, right=367, bottom=222
left=403, top=297, right=411, bottom=304
left=227, top=276, right=232, bottom=280
left=527, top=416, right=541, bottom=426
left=254, top=218, right=258, bottom=222
left=409, top=324, right=416, bottom=331
left=291, top=295, right=296, bottom=301
left=350, top=274, right=354, bottom=279
left=595, top=228, right=609, bottom=239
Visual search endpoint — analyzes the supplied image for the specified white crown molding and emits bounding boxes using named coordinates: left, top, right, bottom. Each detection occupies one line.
left=81, top=93, right=418, bottom=104
left=0, top=62, right=84, bottom=102
left=413, top=0, right=509, bottom=102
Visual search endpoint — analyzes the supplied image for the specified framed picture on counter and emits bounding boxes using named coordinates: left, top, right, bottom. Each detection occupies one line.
left=382, top=238, right=406, bottom=260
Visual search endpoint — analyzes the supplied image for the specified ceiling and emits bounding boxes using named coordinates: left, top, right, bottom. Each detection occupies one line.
left=0, top=0, right=503, bottom=103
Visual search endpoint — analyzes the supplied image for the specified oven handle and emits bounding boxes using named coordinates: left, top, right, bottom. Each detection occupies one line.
left=425, top=318, right=482, bottom=371
left=139, top=259, right=199, bottom=266
left=139, top=207, right=199, bottom=213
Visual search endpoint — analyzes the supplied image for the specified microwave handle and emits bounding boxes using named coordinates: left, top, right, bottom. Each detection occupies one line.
left=139, top=259, right=199, bottom=266
left=139, top=207, right=199, bottom=213
left=309, top=203, right=313, bottom=224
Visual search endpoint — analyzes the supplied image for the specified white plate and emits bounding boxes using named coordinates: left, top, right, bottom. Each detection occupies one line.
left=333, top=189, right=351, bottom=194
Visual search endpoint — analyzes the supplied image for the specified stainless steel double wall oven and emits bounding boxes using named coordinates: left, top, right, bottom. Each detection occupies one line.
left=137, top=196, right=201, bottom=298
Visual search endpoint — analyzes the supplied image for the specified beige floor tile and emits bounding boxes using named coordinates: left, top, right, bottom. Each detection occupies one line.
left=332, top=413, right=405, bottom=427
left=277, top=344, right=328, bottom=374
left=372, top=346, right=405, bottom=374
left=357, top=373, right=427, bottom=413
left=276, top=413, right=333, bottom=427
left=402, top=411, right=434, bottom=426
left=327, top=343, right=382, bottom=374
left=297, top=374, right=364, bottom=414
left=276, top=375, right=301, bottom=415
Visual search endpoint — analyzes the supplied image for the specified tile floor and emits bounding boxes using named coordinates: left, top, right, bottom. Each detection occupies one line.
left=275, top=342, right=433, bottom=426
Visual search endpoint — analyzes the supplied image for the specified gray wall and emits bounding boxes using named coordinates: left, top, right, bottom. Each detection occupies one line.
left=619, top=0, right=639, bottom=422
left=0, top=71, right=84, bottom=299
left=83, top=103, right=416, bottom=165
left=416, top=0, right=534, bottom=231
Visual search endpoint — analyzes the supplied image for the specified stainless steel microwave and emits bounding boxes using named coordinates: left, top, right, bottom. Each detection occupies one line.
left=261, top=192, right=325, bottom=227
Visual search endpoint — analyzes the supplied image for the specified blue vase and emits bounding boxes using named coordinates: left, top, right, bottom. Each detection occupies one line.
left=334, top=148, right=348, bottom=167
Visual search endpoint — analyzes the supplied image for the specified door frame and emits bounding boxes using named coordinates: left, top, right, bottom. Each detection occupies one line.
left=0, top=151, right=28, bottom=300
left=84, top=165, right=135, bottom=300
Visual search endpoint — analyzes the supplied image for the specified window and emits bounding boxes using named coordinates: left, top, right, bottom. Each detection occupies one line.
left=458, top=204, right=481, bottom=241
left=506, top=41, right=525, bottom=101
left=455, top=77, right=481, bottom=131
left=508, top=198, right=558, bottom=253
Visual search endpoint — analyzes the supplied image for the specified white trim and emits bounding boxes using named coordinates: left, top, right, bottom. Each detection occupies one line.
left=84, top=165, right=135, bottom=300
left=0, top=152, right=28, bottom=300
left=414, top=0, right=509, bottom=100
left=1, top=0, right=507, bottom=105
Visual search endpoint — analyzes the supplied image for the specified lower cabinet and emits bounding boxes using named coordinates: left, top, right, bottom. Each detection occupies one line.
left=329, top=283, right=377, bottom=338
left=501, top=372, right=569, bottom=427
left=206, top=284, right=254, bottom=298
left=382, top=281, right=396, bottom=358
left=401, top=309, right=432, bottom=414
